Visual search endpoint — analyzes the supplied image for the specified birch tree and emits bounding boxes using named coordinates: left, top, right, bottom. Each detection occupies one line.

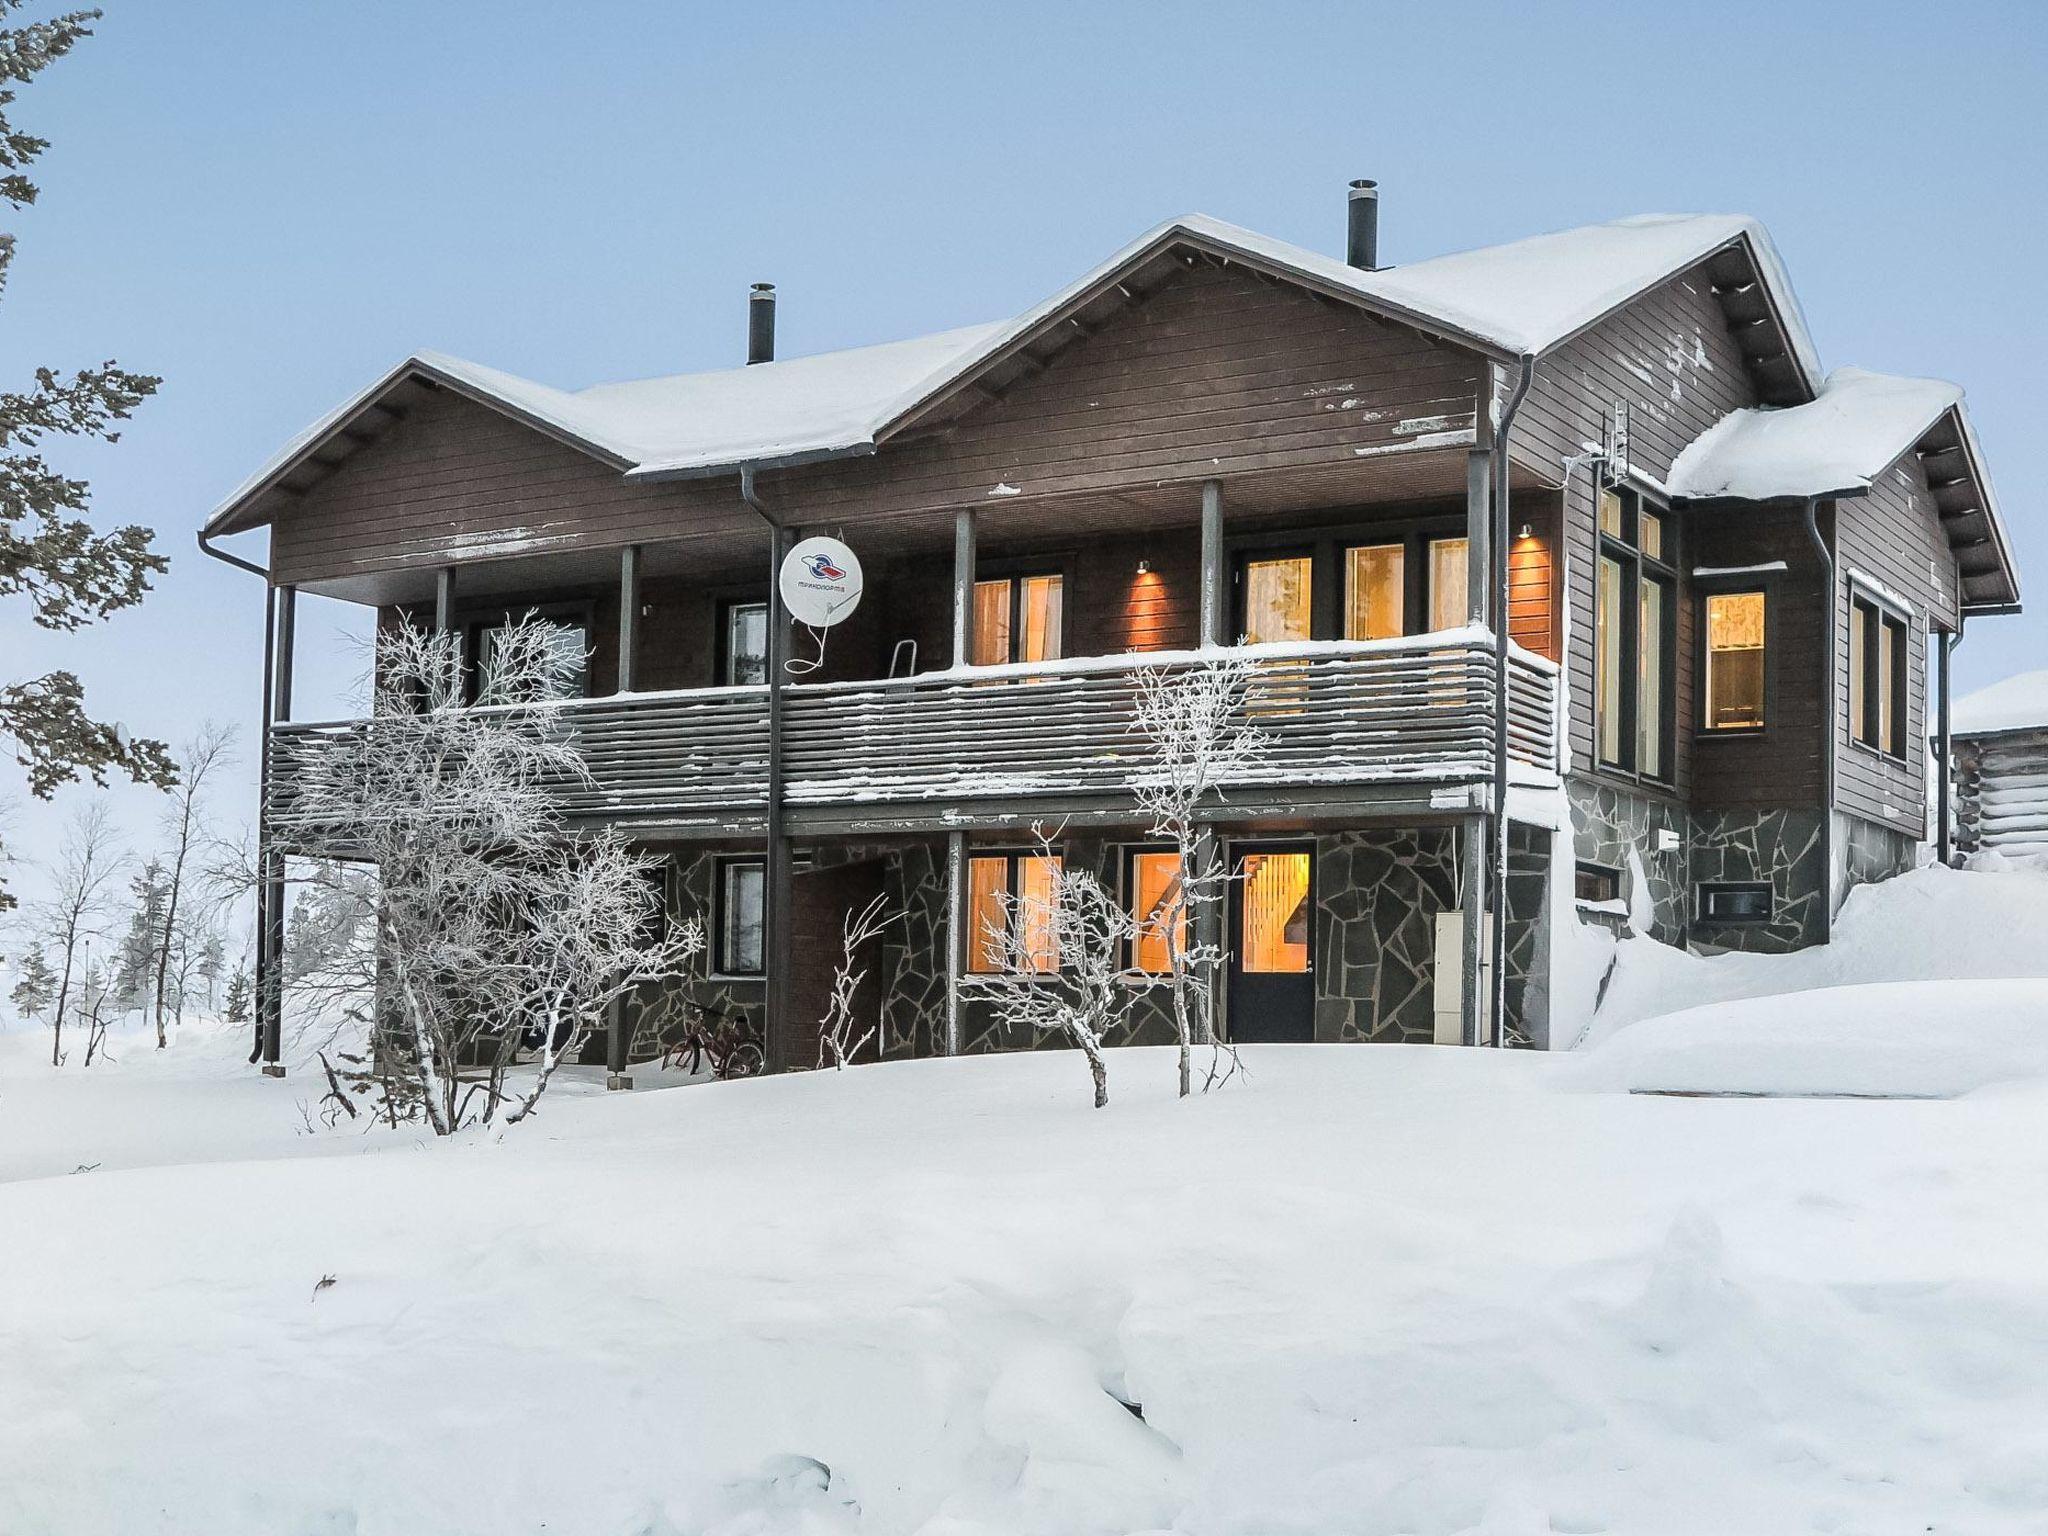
left=284, top=617, right=701, bottom=1134
left=32, top=800, right=121, bottom=1065
left=150, top=724, right=231, bottom=1044
left=978, top=827, right=1136, bottom=1109
left=1131, top=656, right=1267, bottom=1097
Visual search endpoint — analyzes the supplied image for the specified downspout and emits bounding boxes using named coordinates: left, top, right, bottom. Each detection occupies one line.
left=1937, top=617, right=1963, bottom=865
left=1801, top=495, right=1836, bottom=941
left=740, top=466, right=793, bottom=1073
left=198, top=529, right=276, bottom=1065
left=1487, top=355, right=1536, bottom=1047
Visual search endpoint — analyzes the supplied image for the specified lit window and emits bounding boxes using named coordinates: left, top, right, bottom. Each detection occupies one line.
left=1125, top=850, right=1186, bottom=973
left=716, top=860, right=764, bottom=975
left=1237, top=849, right=1310, bottom=973
left=1704, top=591, right=1767, bottom=730
left=1241, top=555, right=1313, bottom=645
left=967, top=850, right=1064, bottom=973
left=1849, top=590, right=1909, bottom=757
left=1427, top=537, right=1468, bottom=633
left=724, top=602, right=768, bottom=686
left=1343, top=543, right=1405, bottom=641
left=972, top=574, right=1064, bottom=666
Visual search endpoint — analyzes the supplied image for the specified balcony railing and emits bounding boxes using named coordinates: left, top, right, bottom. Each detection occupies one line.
left=265, top=628, right=1558, bottom=840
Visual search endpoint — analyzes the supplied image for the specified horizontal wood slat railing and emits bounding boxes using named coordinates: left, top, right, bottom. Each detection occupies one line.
left=266, top=632, right=1559, bottom=837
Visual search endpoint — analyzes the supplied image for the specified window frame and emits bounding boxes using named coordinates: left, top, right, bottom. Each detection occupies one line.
left=1846, top=582, right=1912, bottom=762
left=1573, top=861, right=1622, bottom=905
left=1229, top=515, right=1471, bottom=644
left=1694, top=579, right=1775, bottom=739
left=460, top=598, right=596, bottom=705
left=1119, top=844, right=1186, bottom=976
left=1695, top=880, right=1774, bottom=928
left=1593, top=486, right=1679, bottom=786
left=964, top=847, right=1066, bottom=976
left=711, top=856, right=766, bottom=978
left=970, top=565, right=1067, bottom=667
left=718, top=597, right=771, bottom=688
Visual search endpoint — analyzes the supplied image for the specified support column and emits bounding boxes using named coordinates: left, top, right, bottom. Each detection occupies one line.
left=762, top=522, right=796, bottom=1073
left=434, top=566, right=456, bottom=633
left=605, top=994, right=632, bottom=1091
left=1459, top=812, right=1488, bottom=1047
left=1936, top=626, right=1956, bottom=865
left=1193, top=826, right=1223, bottom=1044
left=1199, top=479, right=1227, bottom=648
left=617, top=544, right=641, bottom=693
left=1465, top=449, right=1491, bottom=626
left=943, top=830, right=968, bottom=1056
left=259, top=584, right=296, bottom=1078
left=952, top=508, right=977, bottom=665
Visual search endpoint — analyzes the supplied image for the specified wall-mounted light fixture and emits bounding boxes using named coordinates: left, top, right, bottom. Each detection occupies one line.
left=1517, top=523, right=1533, bottom=540
left=1136, top=559, right=1151, bottom=574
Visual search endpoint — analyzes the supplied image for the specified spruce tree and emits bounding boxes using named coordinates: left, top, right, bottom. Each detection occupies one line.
left=222, top=963, right=250, bottom=1024
left=9, top=943, right=54, bottom=1018
left=0, top=4, right=172, bottom=910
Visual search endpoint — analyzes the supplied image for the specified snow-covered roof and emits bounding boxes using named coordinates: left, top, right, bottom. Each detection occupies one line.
left=1953, top=670, right=2048, bottom=737
left=205, top=209, right=1823, bottom=536
left=1667, top=367, right=1964, bottom=502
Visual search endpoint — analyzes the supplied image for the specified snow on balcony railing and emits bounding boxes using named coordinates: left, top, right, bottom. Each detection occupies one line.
left=265, top=629, right=1558, bottom=837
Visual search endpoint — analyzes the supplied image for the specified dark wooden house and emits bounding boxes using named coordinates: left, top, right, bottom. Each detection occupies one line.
left=202, top=186, right=2022, bottom=1074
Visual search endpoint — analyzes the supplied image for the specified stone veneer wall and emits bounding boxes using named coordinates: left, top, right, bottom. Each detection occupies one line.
left=612, top=845, right=765, bottom=1061
left=1690, top=807, right=1828, bottom=952
left=1311, top=827, right=1458, bottom=1043
left=1567, top=780, right=1689, bottom=945
left=1834, top=813, right=1918, bottom=907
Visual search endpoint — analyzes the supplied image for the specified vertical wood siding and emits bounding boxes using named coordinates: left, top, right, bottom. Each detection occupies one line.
left=1511, top=263, right=1762, bottom=801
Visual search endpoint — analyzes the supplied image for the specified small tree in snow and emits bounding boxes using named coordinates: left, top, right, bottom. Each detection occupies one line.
left=1130, top=655, right=1267, bottom=1098
left=285, top=617, right=701, bottom=1134
left=978, top=827, right=1136, bottom=1109
left=221, top=963, right=250, bottom=1024
left=10, top=944, right=55, bottom=1020
left=30, top=801, right=123, bottom=1065
left=817, top=892, right=900, bottom=1070
left=149, top=724, right=232, bottom=1045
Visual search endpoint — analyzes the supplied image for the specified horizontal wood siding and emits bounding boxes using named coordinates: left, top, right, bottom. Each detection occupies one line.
left=1512, top=263, right=1762, bottom=801
left=270, top=387, right=752, bottom=587
left=1832, top=455, right=1960, bottom=837
left=780, top=263, right=1483, bottom=523
left=1689, top=510, right=1824, bottom=810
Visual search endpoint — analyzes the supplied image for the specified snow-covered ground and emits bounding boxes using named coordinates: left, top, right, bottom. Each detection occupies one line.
left=5, top=862, right=2048, bottom=1535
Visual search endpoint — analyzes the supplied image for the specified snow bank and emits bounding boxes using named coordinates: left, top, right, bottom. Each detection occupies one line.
left=1585, top=859, right=2048, bottom=1038
left=1667, top=366, right=1960, bottom=501
left=7, top=1034, right=2048, bottom=1533
left=1568, top=979, right=2048, bottom=1098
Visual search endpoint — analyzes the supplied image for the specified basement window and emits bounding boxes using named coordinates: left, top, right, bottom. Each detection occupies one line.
left=1696, top=881, right=1773, bottom=927
left=1574, top=862, right=1621, bottom=904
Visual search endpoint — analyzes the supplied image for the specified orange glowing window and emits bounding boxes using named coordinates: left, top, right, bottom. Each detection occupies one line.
left=1343, top=543, right=1405, bottom=641
left=1427, top=537, right=1468, bottom=633
left=973, top=574, right=1063, bottom=666
left=1703, top=590, right=1766, bottom=730
left=1237, top=850, right=1310, bottom=974
left=1126, top=850, right=1186, bottom=973
left=967, top=850, right=1063, bottom=973
left=1242, top=556, right=1313, bottom=645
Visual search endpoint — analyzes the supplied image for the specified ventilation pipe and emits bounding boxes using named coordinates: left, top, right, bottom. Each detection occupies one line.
left=748, top=282, right=776, bottom=365
left=1346, top=180, right=1380, bottom=270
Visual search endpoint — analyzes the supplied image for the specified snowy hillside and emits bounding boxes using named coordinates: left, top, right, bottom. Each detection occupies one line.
left=4, top=863, right=2048, bottom=1535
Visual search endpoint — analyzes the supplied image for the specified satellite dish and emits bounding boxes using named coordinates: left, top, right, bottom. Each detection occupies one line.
left=778, top=536, right=864, bottom=628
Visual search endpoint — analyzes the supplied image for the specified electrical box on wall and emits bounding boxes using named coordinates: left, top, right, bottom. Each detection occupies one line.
left=1656, top=828, right=1681, bottom=854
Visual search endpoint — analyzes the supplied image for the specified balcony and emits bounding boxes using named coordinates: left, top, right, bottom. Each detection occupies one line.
left=264, top=629, right=1559, bottom=845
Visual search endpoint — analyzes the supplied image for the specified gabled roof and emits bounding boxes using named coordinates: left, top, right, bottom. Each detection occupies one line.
left=204, top=209, right=1822, bottom=537
left=1667, top=367, right=2020, bottom=612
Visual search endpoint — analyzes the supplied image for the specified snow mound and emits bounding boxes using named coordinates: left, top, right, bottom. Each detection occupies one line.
left=1568, top=979, right=2048, bottom=1098
left=1587, top=859, right=2048, bottom=1037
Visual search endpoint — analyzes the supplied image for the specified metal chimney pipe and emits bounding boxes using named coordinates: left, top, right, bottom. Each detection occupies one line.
left=747, top=282, right=776, bottom=365
left=1346, top=179, right=1380, bottom=270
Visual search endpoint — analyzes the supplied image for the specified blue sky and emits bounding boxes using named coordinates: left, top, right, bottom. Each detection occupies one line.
left=7, top=0, right=2046, bottom=882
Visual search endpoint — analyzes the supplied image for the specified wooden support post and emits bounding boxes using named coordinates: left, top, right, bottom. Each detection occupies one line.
left=943, top=830, right=968, bottom=1056
left=273, top=585, right=297, bottom=724
left=1200, top=479, right=1227, bottom=647
left=1465, top=449, right=1491, bottom=626
left=952, top=508, right=978, bottom=666
left=1936, top=626, right=1955, bottom=866
left=259, top=585, right=296, bottom=1078
left=618, top=544, right=641, bottom=693
left=1194, top=825, right=1223, bottom=1043
left=605, top=994, right=631, bottom=1090
left=762, top=522, right=796, bottom=1073
left=434, top=566, right=456, bottom=633
left=1460, top=812, right=1487, bottom=1047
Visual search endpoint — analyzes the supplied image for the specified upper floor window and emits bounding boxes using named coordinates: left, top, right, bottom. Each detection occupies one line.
left=1595, top=487, right=1675, bottom=782
left=1243, top=532, right=1471, bottom=647
left=973, top=573, right=1063, bottom=666
left=1427, top=537, right=1469, bottom=632
left=1848, top=588, right=1909, bottom=758
left=1702, top=590, right=1768, bottom=731
left=723, top=601, right=768, bottom=687
left=967, top=849, right=1063, bottom=973
left=1242, top=555, right=1313, bottom=646
left=471, top=611, right=590, bottom=703
left=1343, top=543, right=1404, bottom=640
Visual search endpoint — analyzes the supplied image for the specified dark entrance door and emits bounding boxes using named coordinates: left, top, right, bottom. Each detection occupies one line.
left=1226, top=842, right=1315, bottom=1043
